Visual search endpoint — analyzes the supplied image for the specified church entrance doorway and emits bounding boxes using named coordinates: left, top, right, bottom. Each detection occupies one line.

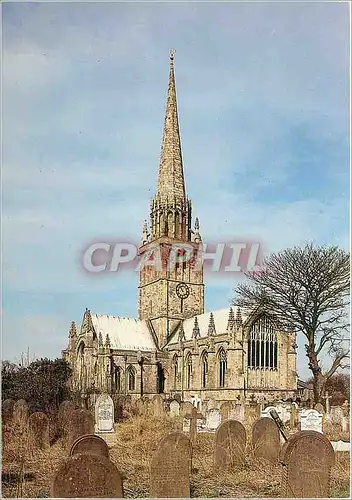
left=156, top=363, right=165, bottom=394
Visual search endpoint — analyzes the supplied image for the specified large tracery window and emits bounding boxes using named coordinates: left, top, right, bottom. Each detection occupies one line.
left=201, top=352, right=208, bottom=388
left=186, top=354, right=192, bottom=389
left=219, top=349, right=227, bottom=387
left=247, top=316, right=278, bottom=369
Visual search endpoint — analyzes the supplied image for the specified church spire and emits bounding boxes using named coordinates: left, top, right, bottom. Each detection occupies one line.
left=156, top=49, right=186, bottom=205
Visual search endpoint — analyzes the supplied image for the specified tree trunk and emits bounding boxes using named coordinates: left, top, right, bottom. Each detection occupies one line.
left=306, top=341, right=325, bottom=404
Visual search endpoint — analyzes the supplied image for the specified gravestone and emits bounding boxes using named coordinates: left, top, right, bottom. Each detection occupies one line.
left=2, top=398, right=15, bottom=425
left=51, top=453, right=123, bottom=498
left=290, top=403, right=298, bottom=429
left=28, top=412, right=50, bottom=450
left=220, top=402, right=234, bottom=422
left=169, top=399, right=180, bottom=417
left=95, top=394, right=114, bottom=432
left=280, top=430, right=335, bottom=498
left=330, top=406, right=344, bottom=426
left=300, top=409, right=323, bottom=434
left=252, top=417, right=280, bottom=464
left=135, top=397, right=147, bottom=416
left=233, top=404, right=245, bottom=423
left=314, top=403, right=325, bottom=414
left=181, top=401, right=194, bottom=417
left=152, top=395, right=164, bottom=417
left=245, top=403, right=261, bottom=423
left=214, top=420, right=246, bottom=469
left=183, top=417, right=190, bottom=433
left=150, top=432, right=191, bottom=498
left=70, top=434, right=109, bottom=458
left=206, top=409, right=221, bottom=431
left=58, top=401, right=75, bottom=437
left=13, top=399, right=29, bottom=426
left=66, top=409, right=94, bottom=449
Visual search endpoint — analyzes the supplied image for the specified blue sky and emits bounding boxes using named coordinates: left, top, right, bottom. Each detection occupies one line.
left=2, top=2, right=350, bottom=380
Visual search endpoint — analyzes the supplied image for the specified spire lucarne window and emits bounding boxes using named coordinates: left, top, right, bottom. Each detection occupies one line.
left=247, top=316, right=278, bottom=369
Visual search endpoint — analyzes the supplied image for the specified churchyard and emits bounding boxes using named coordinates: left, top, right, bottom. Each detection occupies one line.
left=1, top=395, right=350, bottom=498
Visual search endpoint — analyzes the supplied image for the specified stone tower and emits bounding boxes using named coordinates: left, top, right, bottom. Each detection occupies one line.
left=138, top=50, right=204, bottom=349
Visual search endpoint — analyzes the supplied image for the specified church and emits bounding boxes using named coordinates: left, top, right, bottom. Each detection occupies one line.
left=62, top=51, right=298, bottom=406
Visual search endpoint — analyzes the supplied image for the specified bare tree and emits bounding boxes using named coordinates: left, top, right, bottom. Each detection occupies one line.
left=233, top=243, right=350, bottom=403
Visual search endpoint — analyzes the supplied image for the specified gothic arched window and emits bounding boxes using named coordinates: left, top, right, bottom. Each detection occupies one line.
left=175, top=211, right=180, bottom=238
left=186, top=354, right=192, bottom=389
left=201, top=352, right=208, bottom=388
left=173, top=355, right=178, bottom=389
left=112, top=365, right=121, bottom=393
left=218, top=349, right=227, bottom=387
left=127, top=365, right=136, bottom=391
left=247, top=316, right=278, bottom=369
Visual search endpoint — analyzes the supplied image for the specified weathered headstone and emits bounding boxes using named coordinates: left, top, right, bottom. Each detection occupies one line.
left=245, top=403, right=261, bottom=423
left=70, top=434, right=109, bottom=458
left=95, top=394, right=114, bottom=432
left=290, top=403, right=299, bottom=429
left=300, top=409, right=323, bottom=434
left=66, top=408, right=94, bottom=449
left=150, top=432, right=191, bottom=498
left=280, top=430, right=335, bottom=498
left=28, top=412, right=50, bottom=450
left=2, top=398, right=15, bottom=425
left=169, top=399, right=180, bottom=417
left=134, top=397, right=147, bottom=416
left=206, top=408, right=221, bottom=431
left=220, top=401, right=234, bottom=422
left=314, top=403, right=325, bottom=414
left=252, top=417, right=280, bottom=464
left=58, top=401, right=75, bottom=436
left=51, top=453, right=123, bottom=498
left=214, top=420, right=246, bottom=469
left=13, top=399, right=29, bottom=426
left=152, top=395, right=164, bottom=418
left=233, top=403, right=245, bottom=423
left=181, top=401, right=194, bottom=417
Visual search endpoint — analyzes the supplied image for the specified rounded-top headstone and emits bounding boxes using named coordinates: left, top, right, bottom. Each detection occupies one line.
left=51, top=453, right=123, bottom=498
left=66, top=409, right=94, bottom=449
left=252, top=417, right=280, bottom=463
left=70, top=434, right=109, bottom=458
left=28, top=412, right=50, bottom=450
left=150, top=431, right=192, bottom=498
left=214, top=419, right=247, bottom=469
left=2, top=398, right=15, bottom=424
left=58, top=401, right=75, bottom=428
left=280, top=430, right=335, bottom=498
left=314, top=402, right=325, bottom=414
left=95, top=394, right=114, bottom=432
left=13, top=399, right=29, bottom=425
left=220, top=401, right=234, bottom=422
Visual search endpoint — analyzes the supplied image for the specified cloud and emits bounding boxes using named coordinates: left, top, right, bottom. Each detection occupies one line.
left=2, top=2, right=349, bottom=380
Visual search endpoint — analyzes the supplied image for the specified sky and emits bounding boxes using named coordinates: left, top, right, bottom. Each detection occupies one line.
left=2, top=2, right=350, bottom=380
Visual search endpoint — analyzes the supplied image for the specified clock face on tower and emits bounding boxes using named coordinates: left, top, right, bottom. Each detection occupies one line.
left=176, top=283, right=190, bottom=300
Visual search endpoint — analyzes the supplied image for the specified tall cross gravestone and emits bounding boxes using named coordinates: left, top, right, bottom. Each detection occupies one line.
left=323, top=392, right=332, bottom=414
left=190, top=406, right=204, bottom=443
